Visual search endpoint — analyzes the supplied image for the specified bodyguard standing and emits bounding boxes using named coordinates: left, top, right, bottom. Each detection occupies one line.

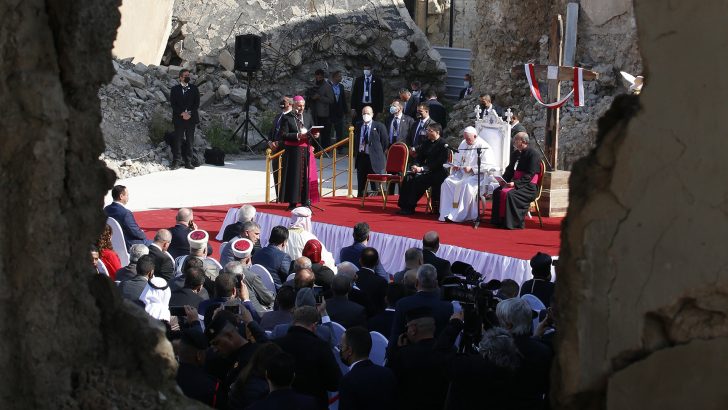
left=170, top=69, right=200, bottom=169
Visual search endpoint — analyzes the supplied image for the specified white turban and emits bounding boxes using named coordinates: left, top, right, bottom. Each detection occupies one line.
left=290, top=207, right=313, bottom=232
left=139, top=277, right=171, bottom=322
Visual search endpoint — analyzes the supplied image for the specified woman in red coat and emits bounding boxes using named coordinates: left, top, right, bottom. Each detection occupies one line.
left=96, top=224, right=122, bottom=280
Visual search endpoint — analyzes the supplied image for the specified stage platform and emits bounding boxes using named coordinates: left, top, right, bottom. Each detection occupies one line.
left=134, top=196, right=562, bottom=284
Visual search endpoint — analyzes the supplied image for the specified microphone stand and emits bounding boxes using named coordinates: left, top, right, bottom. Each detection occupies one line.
left=531, top=135, right=553, bottom=171
left=457, top=147, right=485, bottom=229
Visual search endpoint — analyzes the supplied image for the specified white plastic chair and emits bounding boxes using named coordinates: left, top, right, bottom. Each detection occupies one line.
left=215, top=207, right=239, bottom=241
left=369, top=331, right=388, bottom=366
left=521, top=294, right=546, bottom=335
left=329, top=321, right=346, bottom=346
left=250, top=264, right=276, bottom=293
left=106, top=217, right=130, bottom=266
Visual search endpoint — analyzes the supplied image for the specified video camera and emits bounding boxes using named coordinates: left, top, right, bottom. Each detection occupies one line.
left=441, top=261, right=501, bottom=353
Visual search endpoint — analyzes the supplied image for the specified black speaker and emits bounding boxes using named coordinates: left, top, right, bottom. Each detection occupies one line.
left=234, top=34, right=261, bottom=72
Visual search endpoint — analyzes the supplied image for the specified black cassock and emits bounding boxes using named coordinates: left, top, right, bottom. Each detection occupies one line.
left=491, top=146, right=541, bottom=229
left=278, top=110, right=314, bottom=206
left=398, top=137, right=449, bottom=212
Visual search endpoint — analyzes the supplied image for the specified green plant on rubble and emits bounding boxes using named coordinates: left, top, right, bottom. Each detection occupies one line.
left=204, top=122, right=240, bottom=154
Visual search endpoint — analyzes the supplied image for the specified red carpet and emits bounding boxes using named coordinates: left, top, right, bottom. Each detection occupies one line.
left=135, top=196, right=562, bottom=260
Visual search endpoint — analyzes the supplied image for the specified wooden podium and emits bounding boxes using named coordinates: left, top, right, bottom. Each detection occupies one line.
left=536, top=170, right=570, bottom=217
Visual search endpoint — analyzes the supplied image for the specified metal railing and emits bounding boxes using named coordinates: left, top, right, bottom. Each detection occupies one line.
left=265, top=126, right=355, bottom=203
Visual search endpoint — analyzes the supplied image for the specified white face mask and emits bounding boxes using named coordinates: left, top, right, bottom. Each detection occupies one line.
left=464, top=81, right=471, bottom=88
left=362, top=113, right=373, bottom=123
left=363, top=69, right=371, bottom=77
left=389, top=106, right=398, bottom=115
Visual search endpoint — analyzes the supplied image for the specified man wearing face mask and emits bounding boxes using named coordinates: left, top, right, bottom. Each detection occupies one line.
left=309, top=69, right=335, bottom=148
left=351, top=63, right=384, bottom=120
left=459, top=73, right=474, bottom=100
left=278, top=96, right=320, bottom=210
left=170, top=69, right=200, bottom=170
left=399, top=88, right=419, bottom=119
left=385, top=99, right=414, bottom=195
left=354, top=106, right=389, bottom=197
left=478, top=93, right=504, bottom=120
left=407, top=103, right=433, bottom=149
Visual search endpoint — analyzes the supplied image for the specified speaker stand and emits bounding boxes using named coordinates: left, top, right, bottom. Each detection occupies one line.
left=230, top=71, right=267, bottom=153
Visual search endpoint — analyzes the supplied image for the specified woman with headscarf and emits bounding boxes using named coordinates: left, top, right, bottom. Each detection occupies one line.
left=302, top=239, right=335, bottom=289
left=96, top=224, right=122, bottom=280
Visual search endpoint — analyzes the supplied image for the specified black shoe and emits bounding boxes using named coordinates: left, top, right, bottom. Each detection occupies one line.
left=286, top=204, right=297, bottom=211
left=170, top=161, right=181, bottom=170
left=396, top=209, right=414, bottom=215
left=184, top=162, right=194, bottom=169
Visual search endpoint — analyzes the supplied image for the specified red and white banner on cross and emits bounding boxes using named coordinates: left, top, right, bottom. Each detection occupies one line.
left=524, top=63, right=585, bottom=109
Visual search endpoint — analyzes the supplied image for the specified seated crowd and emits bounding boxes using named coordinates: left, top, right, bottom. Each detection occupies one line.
left=99, top=196, right=557, bottom=410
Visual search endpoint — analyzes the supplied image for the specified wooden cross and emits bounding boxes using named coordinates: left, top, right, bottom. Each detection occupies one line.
left=511, top=14, right=599, bottom=170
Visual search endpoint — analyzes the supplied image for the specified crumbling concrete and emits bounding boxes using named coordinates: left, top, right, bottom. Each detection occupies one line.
left=553, top=0, right=728, bottom=408
left=468, top=0, right=641, bottom=170
left=113, top=0, right=174, bottom=65
left=0, top=0, right=202, bottom=408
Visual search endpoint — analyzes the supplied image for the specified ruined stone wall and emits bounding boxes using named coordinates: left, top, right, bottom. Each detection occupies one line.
left=0, top=0, right=202, bottom=408
left=554, top=1, right=728, bottom=408
left=425, top=0, right=478, bottom=49
left=170, top=0, right=447, bottom=106
left=469, top=0, right=641, bottom=169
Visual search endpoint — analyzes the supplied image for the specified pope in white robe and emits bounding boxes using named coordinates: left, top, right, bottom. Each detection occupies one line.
left=439, top=127, right=498, bottom=222
left=283, top=207, right=337, bottom=273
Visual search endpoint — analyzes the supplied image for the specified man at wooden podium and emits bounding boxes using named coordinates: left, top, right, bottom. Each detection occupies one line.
left=490, top=132, right=541, bottom=229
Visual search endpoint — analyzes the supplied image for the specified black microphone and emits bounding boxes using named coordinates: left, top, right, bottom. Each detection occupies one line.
left=444, top=144, right=459, bottom=153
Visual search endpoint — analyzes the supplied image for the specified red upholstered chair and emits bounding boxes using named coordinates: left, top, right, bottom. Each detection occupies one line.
left=361, top=142, right=409, bottom=209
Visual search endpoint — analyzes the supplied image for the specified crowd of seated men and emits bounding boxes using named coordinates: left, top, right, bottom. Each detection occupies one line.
left=100, top=195, right=556, bottom=410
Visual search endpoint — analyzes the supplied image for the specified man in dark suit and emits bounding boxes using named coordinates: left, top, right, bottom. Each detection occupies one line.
left=459, top=73, right=474, bottom=100
left=407, top=103, right=434, bottom=148
left=222, top=204, right=257, bottom=242
left=355, top=248, right=388, bottom=315
left=169, top=266, right=206, bottom=307
left=251, top=225, right=291, bottom=288
left=308, top=69, right=336, bottom=148
left=386, top=307, right=451, bottom=410
left=422, top=231, right=452, bottom=283
left=326, top=274, right=367, bottom=328
left=328, top=71, right=349, bottom=149
left=424, top=89, right=447, bottom=129
left=148, top=229, right=175, bottom=282
left=350, top=63, right=384, bottom=119
left=169, top=68, right=200, bottom=169
left=478, top=93, right=504, bottom=119
left=388, top=264, right=453, bottom=346
left=385, top=99, right=414, bottom=146
left=104, top=185, right=151, bottom=251
left=339, top=222, right=388, bottom=280
left=368, top=283, right=406, bottom=336
left=338, top=326, right=397, bottom=410
left=274, top=306, right=342, bottom=408
left=167, top=207, right=207, bottom=259
left=397, top=122, right=449, bottom=215
left=400, top=88, right=420, bottom=120
left=384, top=99, right=414, bottom=195
left=354, top=106, right=389, bottom=197
left=247, top=351, right=318, bottom=410
left=510, top=110, right=527, bottom=138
